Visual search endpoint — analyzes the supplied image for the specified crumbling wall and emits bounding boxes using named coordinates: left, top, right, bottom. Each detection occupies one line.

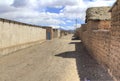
left=109, top=1, right=120, bottom=80
left=87, top=20, right=111, bottom=31
left=86, top=7, right=111, bottom=22
left=109, top=27, right=120, bottom=80
left=81, top=28, right=120, bottom=81
left=0, top=19, right=46, bottom=56
left=80, top=6, right=120, bottom=81
left=80, top=27, right=120, bottom=80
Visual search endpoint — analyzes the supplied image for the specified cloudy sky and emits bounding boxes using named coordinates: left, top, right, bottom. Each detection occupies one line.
left=0, top=0, right=116, bottom=30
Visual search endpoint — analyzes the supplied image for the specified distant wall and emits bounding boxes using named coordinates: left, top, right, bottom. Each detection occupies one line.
left=43, top=27, right=53, bottom=40
left=53, top=29, right=59, bottom=38
left=60, top=30, right=68, bottom=37
left=58, top=30, right=60, bottom=38
left=0, top=19, right=46, bottom=56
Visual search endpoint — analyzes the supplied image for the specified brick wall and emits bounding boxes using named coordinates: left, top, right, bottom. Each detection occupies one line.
left=80, top=4, right=120, bottom=81
left=109, top=0, right=120, bottom=80
left=87, top=20, right=111, bottom=31
left=79, top=24, right=87, bottom=40
left=80, top=5, right=120, bottom=80
left=74, top=28, right=81, bottom=39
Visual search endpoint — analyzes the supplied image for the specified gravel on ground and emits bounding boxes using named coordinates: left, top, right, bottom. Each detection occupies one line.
left=0, top=35, right=113, bottom=81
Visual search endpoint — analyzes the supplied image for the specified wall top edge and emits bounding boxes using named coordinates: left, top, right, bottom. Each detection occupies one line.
left=0, top=18, right=48, bottom=29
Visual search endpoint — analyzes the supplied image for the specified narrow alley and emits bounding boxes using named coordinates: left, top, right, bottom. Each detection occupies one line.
left=0, top=35, right=113, bottom=81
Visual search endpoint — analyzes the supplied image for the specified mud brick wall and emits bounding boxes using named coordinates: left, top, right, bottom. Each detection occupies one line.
left=79, top=5, right=120, bottom=80
left=110, top=0, right=120, bottom=80
left=89, top=30, right=110, bottom=66
left=79, top=24, right=87, bottom=39
left=110, top=1, right=120, bottom=80
left=80, top=25, right=120, bottom=80
left=110, top=29, right=120, bottom=80
left=87, top=20, right=111, bottom=31
left=74, top=28, right=81, bottom=39
left=80, top=17, right=119, bottom=81
left=80, top=28, right=120, bottom=80
left=0, top=18, right=46, bottom=56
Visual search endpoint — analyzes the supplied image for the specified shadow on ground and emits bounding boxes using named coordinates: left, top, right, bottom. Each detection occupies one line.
left=55, top=41, right=113, bottom=81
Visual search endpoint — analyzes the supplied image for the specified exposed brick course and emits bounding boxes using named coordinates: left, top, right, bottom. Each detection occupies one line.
left=79, top=5, right=120, bottom=81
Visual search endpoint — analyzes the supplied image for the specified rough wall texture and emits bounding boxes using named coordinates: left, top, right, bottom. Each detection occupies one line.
left=87, top=20, right=111, bottom=31
left=80, top=6, right=120, bottom=81
left=86, top=7, right=111, bottom=22
left=109, top=0, right=120, bottom=80
left=0, top=18, right=46, bottom=56
left=80, top=24, right=120, bottom=81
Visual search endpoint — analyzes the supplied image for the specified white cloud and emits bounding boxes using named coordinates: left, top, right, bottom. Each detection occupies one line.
left=37, top=0, right=79, bottom=8
left=0, top=0, right=14, bottom=5
left=60, top=0, right=116, bottom=20
left=0, top=0, right=116, bottom=30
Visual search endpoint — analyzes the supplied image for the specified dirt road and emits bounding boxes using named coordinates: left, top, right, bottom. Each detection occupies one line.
left=0, top=35, right=113, bottom=81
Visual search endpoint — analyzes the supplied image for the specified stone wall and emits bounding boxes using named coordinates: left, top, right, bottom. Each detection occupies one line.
left=86, top=7, right=111, bottom=22
left=0, top=18, right=46, bottom=56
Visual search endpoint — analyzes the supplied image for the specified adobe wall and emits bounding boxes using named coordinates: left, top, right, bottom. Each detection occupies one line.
left=80, top=24, right=120, bottom=81
left=0, top=18, right=46, bottom=56
left=109, top=28, right=120, bottom=80
left=109, top=0, right=120, bottom=80
left=80, top=18, right=120, bottom=81
left=80, top=6, right=120, bottom=81
left=87, top=20, right=111, bottom=31
left=74, top=28, right=81, bottom=39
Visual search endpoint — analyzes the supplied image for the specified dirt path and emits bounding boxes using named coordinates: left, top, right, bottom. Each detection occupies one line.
left=0, top=35, right=113, bottom=81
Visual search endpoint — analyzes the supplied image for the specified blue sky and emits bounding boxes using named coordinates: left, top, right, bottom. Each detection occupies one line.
left=0, top=0, right=116, bottom=30
left=45, top=7, right=65, bottom=13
